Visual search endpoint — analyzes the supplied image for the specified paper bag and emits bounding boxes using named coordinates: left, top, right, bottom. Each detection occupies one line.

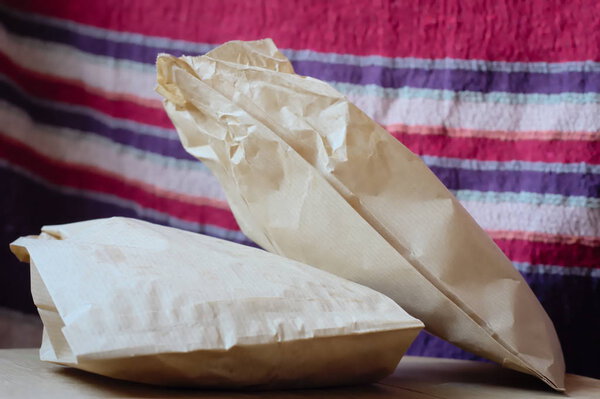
left=10, top=217, right=423, bottom=388
left=156, top=39, right=565, bottom=390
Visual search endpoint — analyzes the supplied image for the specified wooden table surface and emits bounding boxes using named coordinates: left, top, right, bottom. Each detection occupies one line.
left=1, top=349, right=599, bottom=398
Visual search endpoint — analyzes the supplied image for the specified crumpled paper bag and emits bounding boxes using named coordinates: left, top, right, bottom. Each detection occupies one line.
left=10, top=217, right=423, bottom=388
left=156, top=39, right=565, bottom=390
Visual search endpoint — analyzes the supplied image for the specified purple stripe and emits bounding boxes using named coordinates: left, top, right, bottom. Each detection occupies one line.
left=293, top=61, right=600, bottom=94
left=430, top=166, right=600, bottom=198
left=3, top=7, right=600, bottom=95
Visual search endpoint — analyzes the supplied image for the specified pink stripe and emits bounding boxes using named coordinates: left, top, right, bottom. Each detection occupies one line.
left=486, top=230, right=600, bottom=247
left=391, top=131, right=600, bottom=164
left=494, top=238, right=599, bottom=269
left=387, top=123, right=600, bottom=142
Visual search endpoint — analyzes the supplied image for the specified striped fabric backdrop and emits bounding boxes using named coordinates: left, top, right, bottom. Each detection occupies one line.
left=1, top=0, right=598, bottom=377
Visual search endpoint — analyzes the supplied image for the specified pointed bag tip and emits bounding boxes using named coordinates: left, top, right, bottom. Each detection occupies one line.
left=9, top=237, right=33, bottom=262
left=155, top=54, right=195, bottom=107
left=204, top=38, right=295, bottom=73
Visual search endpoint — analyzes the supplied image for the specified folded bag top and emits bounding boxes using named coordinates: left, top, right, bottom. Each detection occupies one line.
left=10, top=217, right=423, bottom=388
left=156, top=39, right=565, bottom=390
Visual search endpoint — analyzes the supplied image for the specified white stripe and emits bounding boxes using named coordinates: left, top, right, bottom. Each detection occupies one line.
left=422, top=156, right=600, bottom=175
left=348, top=92, right=600, bottom=132
left=0, top=102, right=227, bottom=202
left=330, top=83, right=600, bottom=105
left=3, top=26, right=600, bottom=135
left=3, top=4, right=600, bottom=74
left=462, top=200, right=600, bottom=238
left=453, top=190, right=600, bottom=209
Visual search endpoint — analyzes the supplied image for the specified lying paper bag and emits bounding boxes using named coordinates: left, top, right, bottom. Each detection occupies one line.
left=10, top=217, right=423, bottom=388
left=156, top=39, right=565, bottom=390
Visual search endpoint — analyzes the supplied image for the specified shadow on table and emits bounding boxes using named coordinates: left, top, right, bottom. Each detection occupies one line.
left=55, top=367, right=430, bottom=399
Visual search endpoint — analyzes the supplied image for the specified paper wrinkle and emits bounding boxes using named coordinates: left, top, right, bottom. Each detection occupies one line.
left=10, top=217, right=422, bottom=388
left=156, top=39, right=565, bottom=390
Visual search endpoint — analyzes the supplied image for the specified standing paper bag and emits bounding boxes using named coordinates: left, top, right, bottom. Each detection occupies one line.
left=10, top=217, right=423, bottom=388
left=156, top=39, right=565, bottom=390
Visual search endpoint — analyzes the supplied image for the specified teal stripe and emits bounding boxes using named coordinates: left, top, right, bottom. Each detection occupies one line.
left=333, top=83, right=600, bottom=105
left=454, top=190, right=600, bottom=208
